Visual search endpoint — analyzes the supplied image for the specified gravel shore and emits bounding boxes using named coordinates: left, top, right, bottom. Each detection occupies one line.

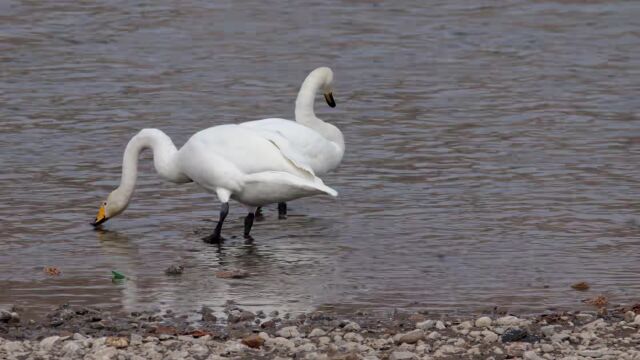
left=2, top=303, right=640, bottom=359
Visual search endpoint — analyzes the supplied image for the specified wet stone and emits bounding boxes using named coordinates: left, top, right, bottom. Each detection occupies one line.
left=164, top=264, right=184, bottom=275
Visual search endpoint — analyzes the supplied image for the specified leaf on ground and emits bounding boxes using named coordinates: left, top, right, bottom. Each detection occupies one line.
left=111, top=271, right=126, bottom=280
left=571, top=281, right=590, bottom=291
left=44, top=267, right=61, bottom=276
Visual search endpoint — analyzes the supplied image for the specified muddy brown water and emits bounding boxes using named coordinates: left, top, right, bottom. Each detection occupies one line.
left=1, top=0, right=639, bottom=319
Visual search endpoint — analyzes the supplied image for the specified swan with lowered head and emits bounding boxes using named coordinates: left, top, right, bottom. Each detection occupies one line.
left=241, top=67, right=344, bottom=218
left=91, top=125, right=338, bottom=242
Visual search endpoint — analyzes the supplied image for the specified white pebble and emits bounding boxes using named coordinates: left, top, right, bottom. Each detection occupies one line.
left=475, top=316, right=492, bottom=328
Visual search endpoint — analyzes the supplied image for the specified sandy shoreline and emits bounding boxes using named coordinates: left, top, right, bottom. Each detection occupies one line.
left=3, top=302, right=640, bottom=359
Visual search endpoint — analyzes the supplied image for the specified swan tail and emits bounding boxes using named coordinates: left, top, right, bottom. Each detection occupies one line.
left=240, top=171, right=337, bottom=205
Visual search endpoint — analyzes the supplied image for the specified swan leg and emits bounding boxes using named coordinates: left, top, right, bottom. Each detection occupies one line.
left=255, top=207, right=264, bottom=221
left=203, top=202, right=229, bottom=243
left=244, top=210, right=256, bottom=239
left=278, top=202, right=287, bottom=219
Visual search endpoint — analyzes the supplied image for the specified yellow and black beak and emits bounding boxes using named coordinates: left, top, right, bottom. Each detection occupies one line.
left=324, top=92, right=336, bottom=108
left=91, top=205, right=108, bottom=227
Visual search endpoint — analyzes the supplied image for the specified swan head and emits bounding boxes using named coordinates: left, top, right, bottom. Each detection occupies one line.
left=91, top=189, right=129, bottom=227
left=315, top=67, right=336, bottom=108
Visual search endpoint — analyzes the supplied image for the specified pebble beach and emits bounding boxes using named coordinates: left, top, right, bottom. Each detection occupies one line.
left=3, top=303, right=640, bottom=359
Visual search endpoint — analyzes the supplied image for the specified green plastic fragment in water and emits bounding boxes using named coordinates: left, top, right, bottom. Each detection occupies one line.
left=111, top=271, right=126, bottom=280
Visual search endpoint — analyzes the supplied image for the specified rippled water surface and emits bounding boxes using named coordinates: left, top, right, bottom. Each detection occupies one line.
left=1, top=0, right=639, bottom=318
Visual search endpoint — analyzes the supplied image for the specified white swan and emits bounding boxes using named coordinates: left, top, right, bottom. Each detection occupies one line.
left=91, top=125, right=338, bottom=242
left=241, top=67, right=344, bottom=218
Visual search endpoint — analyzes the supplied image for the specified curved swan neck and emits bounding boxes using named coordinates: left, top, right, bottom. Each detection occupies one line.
left=294, top=68, right=343, bottom=153
left=117, top=128, right=187, bottom=201
left=295, top=75, right=321, bottom=121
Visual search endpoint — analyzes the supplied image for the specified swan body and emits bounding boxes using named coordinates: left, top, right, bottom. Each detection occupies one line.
left=240, top=67, right=344, bottom=217
left=92, top=125, right=337, bottom=241
left=241, top=67, right=344, bottom=176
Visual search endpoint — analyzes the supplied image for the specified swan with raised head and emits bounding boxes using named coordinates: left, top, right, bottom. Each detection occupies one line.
left=241, top=67, right=344, bottom=218
left=91, top=125, right=338, bottom=242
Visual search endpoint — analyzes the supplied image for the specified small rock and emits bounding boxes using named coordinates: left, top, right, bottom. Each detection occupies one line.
left=540, top=325, right=556, bottom=338
left=3, top=341, right=24, bottom=353
left=105, top=336, right=129, bottom=348
left=482, top=330, right=499, bottom=343
left=435, top=320, right=446, bottom=330
left=277, top=326, right=301, bottom=338
left=389, top=351, right=417, bottom=360
left=265, top=337, right=296, bottom=352
left=571, top=281, right=590, bottom=291
left=475, top=316, right=492, bottom=328
left=343, top=321, right=361, bottom=332
left=0, top=310, right=12, bottom=322
left=62, top=341, right=82, bottom=356
left=297, top=343, right=317, bottom=352
left=416, top=320, right=435, bottom=330
left=222, top=341, right=248, bottom=354
left=344, top=332, right=364, bottom=343
left=396, top=329, right=424, bottom=344
left=427, top=331, right=440, bottom=340
left=541, top=343, right=554, bottom=353
left=164, top=264, right=184, bottom=275
left=40, top=336, right=61, bottom=350
left=634, top=315, right=640, bottom=325
left=309, top=328, right=326, bottom=337
left=242, top=334, right=265, bottom=349
left=624, top=311, right=635, bottom=322
left=458, top=321, right=473, bottom=330
left=579, top=349, right=606, bottom=357
left=502, top=328, right=528, bottom=343
left=130, top=334, right=143, bottom=346
left=189, top=343, right=209, bottom=357
left=550, top=331, right=570, bottom=343
left=524, top=350, right=544, bottom=360
left=92, top=346, right=119, bottom=360
left=201, top=306, right=217, bottom=322
left=496, top=316, right=521, bottom=326
left=228, top=310, right=255, bottom=323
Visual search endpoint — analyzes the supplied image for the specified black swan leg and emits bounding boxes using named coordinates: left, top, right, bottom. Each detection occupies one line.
left=278, top=202, right=287, bottom=219
left=203, top=202, right=229, bottom=243
left=244, top=211, right=255, bottom=239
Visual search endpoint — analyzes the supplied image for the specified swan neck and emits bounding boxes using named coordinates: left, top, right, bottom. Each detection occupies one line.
left=118, top=129, right=185, bottom=202
left=295, top=72, right=323, bottom=122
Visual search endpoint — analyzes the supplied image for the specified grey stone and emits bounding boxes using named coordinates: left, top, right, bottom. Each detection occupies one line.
left=389, top=351, right=417, bottom=360
left=277, top=326, right=301, bottom=338
left=524, top=350, right=544, bottom=360
left=308, top=328, right=326, bottom=337
left=40, top=336, right=61, bottom=350
left=540, top=325, right=557, bottom=338
left=343, top=321, right=361, bottom=331
left=397, top=329, right=424, bottom=344
left=416, top=320, right=435, bottom=330
left=475, top=316, right=492, bottom=328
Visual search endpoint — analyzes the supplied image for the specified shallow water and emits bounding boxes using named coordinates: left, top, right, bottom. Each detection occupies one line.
left=1, top=0, right=639, bottom=318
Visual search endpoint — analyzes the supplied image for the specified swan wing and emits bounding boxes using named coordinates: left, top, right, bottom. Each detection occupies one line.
left=241, top=118, right=336, bottom=174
